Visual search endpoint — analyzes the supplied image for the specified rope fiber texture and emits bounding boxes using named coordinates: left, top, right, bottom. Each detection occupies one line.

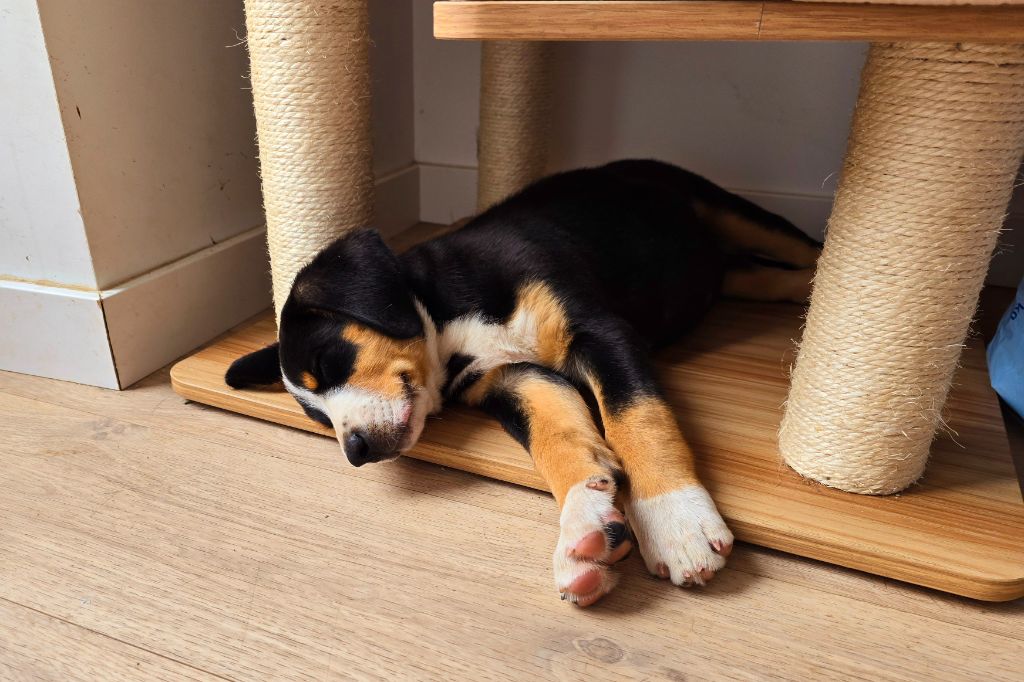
left=245, top=0, right=374, bottom=320
left=477, top=41, right=554, bottom=211
left=779, top=42, right=1024, bottom=494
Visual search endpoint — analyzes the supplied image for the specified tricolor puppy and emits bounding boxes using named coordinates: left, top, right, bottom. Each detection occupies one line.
left=227, top=160, right=820, bottom=607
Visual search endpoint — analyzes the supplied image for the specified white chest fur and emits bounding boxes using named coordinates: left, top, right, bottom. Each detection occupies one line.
left=437, top=307, right=544, bottom=388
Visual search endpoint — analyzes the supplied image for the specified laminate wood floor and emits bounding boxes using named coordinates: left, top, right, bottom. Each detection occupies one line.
left=1, top=361, right=1023, bottom=680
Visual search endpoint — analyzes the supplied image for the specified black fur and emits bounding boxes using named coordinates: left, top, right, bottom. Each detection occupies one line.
left=604, top=521, right=630, bottom=550
left=441, top=352, right=476, bottom=398
left=277, top=306, right=359, bottom=394
left=289, top=229, right=423, bottom=339
left=300, top=403, right=333, bottom=429
left=225, top=342, right=281, bottom=388
left=479, top=390, right=531, bottom=450
left=402, top=161, right=731, bottom=346
left=228, top=160, right=818, bottom=442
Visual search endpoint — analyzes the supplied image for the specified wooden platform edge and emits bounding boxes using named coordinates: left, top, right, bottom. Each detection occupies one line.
left=170, top=364, right=1024, bottom=602
left=434, top=1, right=1024, bottom=42
left=169, top=308, right=1024, bottom=603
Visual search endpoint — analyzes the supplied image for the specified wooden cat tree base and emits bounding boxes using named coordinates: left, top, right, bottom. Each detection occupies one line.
left=171, top=298, right=1024, bottom=601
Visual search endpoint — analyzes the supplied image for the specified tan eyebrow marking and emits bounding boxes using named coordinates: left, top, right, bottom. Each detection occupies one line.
left=300, top=371, right=319, bottom=391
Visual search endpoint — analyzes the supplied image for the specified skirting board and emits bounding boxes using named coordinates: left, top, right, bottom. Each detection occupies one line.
left=171, top=301, right=1024, bottom=602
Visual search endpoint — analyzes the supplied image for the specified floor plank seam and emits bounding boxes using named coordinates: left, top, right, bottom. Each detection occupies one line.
left=0, top=596, right=232, bottom=681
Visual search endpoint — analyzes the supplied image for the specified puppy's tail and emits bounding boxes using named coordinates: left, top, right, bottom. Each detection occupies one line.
left=690, top=179, right=822, bottom=271
left=604, top=159, right=822, bottom=269
left=603, top=160, right=821, bottom=303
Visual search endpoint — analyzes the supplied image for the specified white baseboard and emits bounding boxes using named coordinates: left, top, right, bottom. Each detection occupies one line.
left=1, top=164, right=424, bottom=390
left=0, top=280, right=119, bottom=389
left=5, top=161, right=1016, bottom=392
left=415, top=161, right=836, bottom=236
left=101, top=226, right=272, bottom=388
left=103, top=163, right=423, bottom=388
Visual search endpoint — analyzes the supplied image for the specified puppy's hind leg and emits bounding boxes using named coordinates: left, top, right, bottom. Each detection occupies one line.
left=692, top=181, right=822, bottom=270
left=723, top=263, right=814, bottom=304
left=461, top=363, right=632, bottom=607
left=566, top=319, right=734, bottom=589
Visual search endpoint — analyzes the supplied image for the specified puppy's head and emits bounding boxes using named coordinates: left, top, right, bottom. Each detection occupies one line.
left=225, top=229, right=438, bottom=467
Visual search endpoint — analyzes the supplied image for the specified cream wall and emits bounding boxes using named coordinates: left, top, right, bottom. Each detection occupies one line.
left=4, top=1, right=1021, bottom=388
left=2, top=0, right=417, bottom=388
left=0, top=0, right=95, bottom=288
left=411, top=1, right=1024, bottom=286
left=36, top=0, right=265, bottom=290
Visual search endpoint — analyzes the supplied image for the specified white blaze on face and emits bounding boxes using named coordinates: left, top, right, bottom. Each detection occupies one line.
left=280, top=299, right=444, bottom=457
left=282, top=375, right=411, bottom=454
left=280, top=296, right=444, bottom=458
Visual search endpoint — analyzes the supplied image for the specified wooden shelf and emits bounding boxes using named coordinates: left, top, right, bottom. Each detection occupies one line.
left=172, top=301, right=1024, bottom=602
left=434, top=1, right=1024, bottom=42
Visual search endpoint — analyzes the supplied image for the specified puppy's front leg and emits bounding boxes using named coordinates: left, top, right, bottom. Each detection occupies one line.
left=567, top=319, right=734, bottom=587
left=460, top=362, right=631, bottom=606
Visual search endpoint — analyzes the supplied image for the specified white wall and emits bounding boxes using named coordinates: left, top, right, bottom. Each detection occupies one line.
left=1, top=0, right=419, bottom=389
left=37, top=0, right=265, bottom=290
left=0, top=1, right=115, bottom=386
left=411, top=1, right=1024, bottom=286
left=4, top=0, right=1020, bottom=389
left=370, top=0, right=416, bottom=177
left=0, top=0, right=96, bottom=289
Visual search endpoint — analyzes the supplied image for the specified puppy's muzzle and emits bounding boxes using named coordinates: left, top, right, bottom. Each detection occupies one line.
left=342, top=429, right=403, bottom=467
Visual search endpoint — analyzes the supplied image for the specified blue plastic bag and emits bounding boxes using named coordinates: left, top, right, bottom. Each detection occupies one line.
left=987, top=277, right=1024, bottom=420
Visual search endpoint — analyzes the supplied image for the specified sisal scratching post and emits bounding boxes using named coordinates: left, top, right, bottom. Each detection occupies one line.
left=245, top=0, right=374, bottom=320
left=477, top=41, right=554, bottom=211
left=780, top=43, right=1024, bottom=495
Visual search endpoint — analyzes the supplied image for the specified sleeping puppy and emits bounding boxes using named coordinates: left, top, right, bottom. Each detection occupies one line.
left=226, top=159, right=821, bottom=607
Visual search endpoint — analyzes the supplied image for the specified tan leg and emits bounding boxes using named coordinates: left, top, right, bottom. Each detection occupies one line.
left=566, top=323, right=734, bottom=587
left=462, top=363, right=631, bottom=607
left=723, top=265, right=814, bottom=303
left=696, top=202, right=822, bottom=268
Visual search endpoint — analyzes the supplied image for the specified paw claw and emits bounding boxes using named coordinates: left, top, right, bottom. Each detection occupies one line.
left=711, top=539, right=733, bottom=558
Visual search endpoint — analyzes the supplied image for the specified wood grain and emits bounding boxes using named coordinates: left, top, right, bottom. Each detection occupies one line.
left=170, top=299, right=1024, bottom=602
left=0, top=600, right=216, bottom=681
left=3, top=371, right=1024, bottom=680
left=434, top=1, right=1024, bottom=42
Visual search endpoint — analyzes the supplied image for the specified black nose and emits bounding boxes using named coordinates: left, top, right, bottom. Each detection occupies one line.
left=344, top=431, right=370, bottom=466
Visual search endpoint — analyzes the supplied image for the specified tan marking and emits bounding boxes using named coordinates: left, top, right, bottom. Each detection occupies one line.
left=515, top=281, right=573, bottom=367
left=694, top=200, right=821, bottom=268
left=464, top=365, right=619, bottom=507
left=589, top=385, right=700, bottom=500
left=300, top=371, right=319, bottom=391
left=723, top=266, right=814, bottom=303
left=457, top=365, right=502, bottom=406
left=520, top=373, right=621, bottom=506
left=341, top=324, right=428, bottom=398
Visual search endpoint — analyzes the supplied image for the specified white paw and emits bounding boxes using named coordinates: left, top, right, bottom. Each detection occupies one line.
left=553, top=475, right=632, bottom=607
left=627, top=485, right=733, bottom=587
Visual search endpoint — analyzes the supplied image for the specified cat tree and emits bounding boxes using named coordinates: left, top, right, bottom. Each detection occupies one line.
left=172, top=0, right=1024, bottom=600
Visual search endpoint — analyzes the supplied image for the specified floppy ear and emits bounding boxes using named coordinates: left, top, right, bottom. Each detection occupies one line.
left=287, top=229, right=423, bottom=339
left=225, top=343, right=281, bottom=388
